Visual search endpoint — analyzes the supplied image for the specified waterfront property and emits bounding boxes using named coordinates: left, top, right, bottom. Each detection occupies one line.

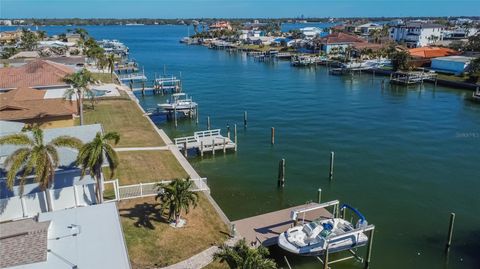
left=389, top=22, right=445, bottom=48
left=430, top=55, right=475, bottom=75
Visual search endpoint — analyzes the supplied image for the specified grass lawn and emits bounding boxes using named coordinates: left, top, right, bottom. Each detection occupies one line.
left=104, top=150, right=188, bottom=185
left=203, top=261, right=229, bottom=269
left=91, top=72, right=120, bottom=84
left=118, top=194, right=229, bottom=268
left=82, top=97, right=165, bottom=147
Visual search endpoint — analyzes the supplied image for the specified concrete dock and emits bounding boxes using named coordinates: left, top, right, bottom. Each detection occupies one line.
left=232, top=201, right=336, bottom=247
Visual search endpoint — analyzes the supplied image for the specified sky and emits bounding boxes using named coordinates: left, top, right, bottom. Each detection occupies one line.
left=1, top=0, right=479, bottom=19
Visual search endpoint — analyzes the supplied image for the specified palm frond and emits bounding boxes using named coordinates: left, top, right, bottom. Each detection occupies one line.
left=0, top=133, right=33, bottom=146
left=103, top=131, right=120, bottom=145
left=49, top=135, right=83, bottom=150
left=4, top=148, right=31, bottom=192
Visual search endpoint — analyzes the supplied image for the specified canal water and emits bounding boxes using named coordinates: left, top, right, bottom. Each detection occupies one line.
left=7, top=25, right=480, bottom=269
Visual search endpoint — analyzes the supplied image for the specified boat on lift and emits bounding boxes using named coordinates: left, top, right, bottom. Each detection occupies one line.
left=278, top=204, right=369, bottom=256
left=157, top=93, right=197, bottom=113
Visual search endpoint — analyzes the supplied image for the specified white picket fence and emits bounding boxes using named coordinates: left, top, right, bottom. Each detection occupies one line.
left=0, top=183, right=97, bottom=222
left=103, top=178, right=209, bottom=202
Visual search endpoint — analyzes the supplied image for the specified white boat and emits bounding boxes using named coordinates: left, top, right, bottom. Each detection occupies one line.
left=158, top=93, right=197, bottom=112
left=278, top=205, right=369, bottom=256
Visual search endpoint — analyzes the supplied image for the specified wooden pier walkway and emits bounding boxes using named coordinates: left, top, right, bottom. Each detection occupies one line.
left=232, top=201, right=337, bottom=247
left=174, top=129, right=237, bottom=156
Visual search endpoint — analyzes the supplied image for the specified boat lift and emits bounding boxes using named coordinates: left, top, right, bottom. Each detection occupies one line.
left=289, top=201, right=376, bottom=269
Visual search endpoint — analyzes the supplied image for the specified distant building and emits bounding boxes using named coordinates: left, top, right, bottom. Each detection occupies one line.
left=408, top=47, right=460, bottom=59
left=66, top=33, right=82, bottom=43
left=209, top=21, right=232, bottom=31
left=300, top=27, right=322, bottom=39
left=0, top=30, right=22, bottom=44
left=431, top=56, right=474, bottom=75
left=357, top=23, right=383, bottom=35
left=317, top=32, right=366, bottom=53
left=389, top=23, right=445, bottom=48
left=0, top=20, right=12, bottom=26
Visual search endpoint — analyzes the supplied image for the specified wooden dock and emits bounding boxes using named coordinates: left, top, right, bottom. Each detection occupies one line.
left=174, top=129, right=237, bottom=156
left=390, top=71, right=437, bottom=85
left=232, top=201, right=337, bottom=247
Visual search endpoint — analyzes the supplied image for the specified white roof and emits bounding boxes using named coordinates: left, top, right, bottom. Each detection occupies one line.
left=7, top=203, right=131, bottom=269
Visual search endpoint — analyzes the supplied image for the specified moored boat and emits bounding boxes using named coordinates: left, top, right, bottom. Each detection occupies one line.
left=158, top=93, right=198, bottom=112
left=278, top=204, right=369, bottom=256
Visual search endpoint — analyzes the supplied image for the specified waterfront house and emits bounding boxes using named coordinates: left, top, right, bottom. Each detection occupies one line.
left=389, top=22, right=445, bottom=48
left=408, top=47, right=460, bottom=59
left=316, top=32, right=366, bottom=54
left=357, top=23, right=383, bottom=36
left=300, top=27, right=323, bottom=39
left=66, top=33, right=82, bottom=43
left=209, top=21, right=232, bottom=31
left=430, top=55, right=474, bottom=75
left=0, top=30, right=22, bottom=45
left=0, top=87, right=78, bottom=127
left=0, top=59, right=74, bottom=92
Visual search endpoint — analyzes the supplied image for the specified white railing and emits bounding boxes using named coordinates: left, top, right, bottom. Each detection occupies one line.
left=0, top=183, right=97, bottom=222
left=194, top=129, right=221, bottom=138
left=174, top=135, right=197, bottom=145
left=105, top=178, right=209, bottom=201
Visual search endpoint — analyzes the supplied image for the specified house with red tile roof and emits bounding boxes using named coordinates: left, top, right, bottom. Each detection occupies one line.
left=0, top=59, right=75, bottom=91
left=0, top=87, right=77, bottom=128
left=408, top=47, right=460, bottom=59
left=316, top=32, right=366, bottom=54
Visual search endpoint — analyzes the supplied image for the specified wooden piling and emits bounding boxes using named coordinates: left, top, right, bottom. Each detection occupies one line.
left=234, top=124, right=238, bottom=151
left=271, top=127, right=275, bottom=145
left=207, top=116, right=211, bottom=130
left=317, top=188, right=322, bottom=203
left=227, top=124, right=231, bottom=139
left=200, top=141, right=204, bottom=157
left=364, top=229, right=375, bottom=269
left=212, top=138, right=215, bottom=156
left=223, top=137, right=226, bottom=153
left=183, top=141, right=188, bottom=157
left=174, top=107, right=177, bottom=128
left=278, top=158, right=285, bottom=187
left=329, top=152, right=335, bottom=180
left=445, top=213, right=455, bottom=252
left=244, top=111, right=248, bottom=128
left=196, top=106, right=199, bottom=125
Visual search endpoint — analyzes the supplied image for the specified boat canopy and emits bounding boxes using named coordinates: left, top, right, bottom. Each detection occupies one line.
left=172, top=93, right=186, bottom=97
left=341, top=204, right=366, bottom=224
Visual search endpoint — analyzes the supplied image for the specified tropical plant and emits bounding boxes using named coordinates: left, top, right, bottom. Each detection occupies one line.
left=20, top=28, right=38, bottom=50
left=390, top=50, right=411, bottom=71
left=0, top=127, right=83, bottom=210
left=214, top=239, right=277, bottom=269
left=63, top=68, right=95, bottom=125
left=467, top=56, right=480, bottom=83
left=155, top=179, right=199, bottom=226
left=73, top=28, right=89, bottom=41
left=107, top=54, right=117, bottom=77
left=1, top=47, right=19, bottom=59
left=76, top=131, right=120, bottom=204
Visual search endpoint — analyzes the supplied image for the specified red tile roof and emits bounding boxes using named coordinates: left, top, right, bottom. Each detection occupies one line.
left=320, top=32, right=366, bottom=44
left=0, top=60, right=74, bottom=89
left=0, top=87, right=77, bottom=121
left=408, top=47, right=460, bottom=59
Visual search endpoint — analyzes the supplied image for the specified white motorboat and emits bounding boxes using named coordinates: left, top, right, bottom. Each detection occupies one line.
left=278, top=205, right=369, bottom=256
left=158, top=93, right=197, bottom=112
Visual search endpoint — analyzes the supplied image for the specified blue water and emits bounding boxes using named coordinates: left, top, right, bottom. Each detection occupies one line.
left=7, top=25, right=480, bottom=269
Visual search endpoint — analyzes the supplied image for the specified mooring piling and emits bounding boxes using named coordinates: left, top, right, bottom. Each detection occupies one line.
left=278, top=158, right=285, bottom=187
left=317, top=188, right=322, bottom=203
left=223, top=137, right=227, bottom=153
left=207, top=116, right=211, bottom=130
left=196, top=106, right=199, bottom=125
left=183, top=141, right=188, bottom=157
left=323, top=245, right=330, bottom=269
left=200, top=141, right=204, bottom=157
left=329, top=151, right=335, bottom=180
left=227, top=124, right=231, bottom=139
left=212, top=138, right=215, bottom=156
left=445, top=212, right=456, bottom=252
left=271, top=127, right=275, bottom=145
left=244, top=111, right=248, bottom=128
left=174, top=107, right=177, bottom=128
left=234, top=124, right=238, bottom=151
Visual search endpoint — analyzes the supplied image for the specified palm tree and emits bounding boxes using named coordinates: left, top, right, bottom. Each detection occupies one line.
left=76, top=131, right=120, bottom=204
left=214, top=239, right=277, bottom=269
left=107, top=54, right=117, bottom=78
left=0, top=127, right=83, bottom=211
left=155, top=179, right=199, bottom=226
left=63, top=68, right=94, bottom=125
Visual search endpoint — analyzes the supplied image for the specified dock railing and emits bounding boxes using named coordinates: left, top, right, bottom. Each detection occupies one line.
left=194, top=129, right=221, bottom=138
left=174, top=135, right=198, bottom=146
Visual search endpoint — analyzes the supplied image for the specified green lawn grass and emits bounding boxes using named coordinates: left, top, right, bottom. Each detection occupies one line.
left=91, top=72, right=120, bottom=84
left=82, top=98, right=165, bottom=147
left=119, top=194, right=229, bottom=268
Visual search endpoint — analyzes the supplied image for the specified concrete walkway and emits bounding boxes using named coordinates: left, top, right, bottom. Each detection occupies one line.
left=159, top=237, right=239, bottom=269
left=114, top=146, right=169, bottom=152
